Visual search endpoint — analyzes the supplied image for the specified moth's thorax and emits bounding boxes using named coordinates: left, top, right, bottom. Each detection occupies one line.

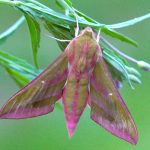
left=65, top=30, right=100, bottom=75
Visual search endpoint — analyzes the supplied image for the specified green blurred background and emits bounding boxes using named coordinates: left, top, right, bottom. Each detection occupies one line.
left=0, top=0, right=150, bottom=150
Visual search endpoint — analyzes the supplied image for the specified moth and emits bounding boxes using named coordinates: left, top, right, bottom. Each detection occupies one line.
left=0, top=27, right=138, bottom=144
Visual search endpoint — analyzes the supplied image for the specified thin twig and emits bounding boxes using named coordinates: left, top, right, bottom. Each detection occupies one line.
left=100, top=37, right=138, bottom=64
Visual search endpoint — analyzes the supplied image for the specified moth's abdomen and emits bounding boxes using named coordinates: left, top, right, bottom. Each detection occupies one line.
left=62, top=72, right=89, bottom=137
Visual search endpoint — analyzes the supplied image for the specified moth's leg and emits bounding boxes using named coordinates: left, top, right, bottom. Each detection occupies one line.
left=74, top=17, right=79, bottom=37
left=96, top=28, right=101, bottom=43
left=73, top=11, right=79, bottom=37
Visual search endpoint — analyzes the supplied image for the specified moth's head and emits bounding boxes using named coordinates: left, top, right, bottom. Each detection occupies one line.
left=79, top=27, right=96, bottom=39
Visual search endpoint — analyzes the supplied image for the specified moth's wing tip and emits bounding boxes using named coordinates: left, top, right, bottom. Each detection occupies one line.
left=0, top=105, right=54, bottom=119
left=131, top=137, right=138, bottom=145
left=129, top=128, right=138, bottom=145
left=0, top=108, right=8, bottom=119
left=90, top=114, right=138, bottom=145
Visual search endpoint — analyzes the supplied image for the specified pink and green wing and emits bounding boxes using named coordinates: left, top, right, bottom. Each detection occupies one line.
left=90, top=57, right=138, bottom=144
left=0, top=52, right=68, bottom=119
left=62, top=72, right=89, bottom=137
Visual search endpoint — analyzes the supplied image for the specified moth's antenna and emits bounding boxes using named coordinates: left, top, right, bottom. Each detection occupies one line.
left=46, top=34, right=71, bottom=42
left=96, top=28, right=101, bottom=43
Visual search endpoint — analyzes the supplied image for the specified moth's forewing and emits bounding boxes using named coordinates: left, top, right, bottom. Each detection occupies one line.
left=0, top=52, right=68, bottom=119
left=90, top=57, right=138, bottom=144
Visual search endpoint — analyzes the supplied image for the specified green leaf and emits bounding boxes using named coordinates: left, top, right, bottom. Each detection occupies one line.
left=2, top=0, right=138, bottom=47
left=0, top=50, right=40, bottom=87
left=56, top=0, right=72, bottom=10
left=125, top=66, right=141, bottom=77
left=102, top=27, right=138, bottom=47
left=54, top=1, right=138, bottom=47
left=44, top=21, right=73, bottom=50
left=6, top=68, right=33, bottom=87
left=106, top=13, right=150, bottom=29
left=24, top=12, right=41, bottom=68
left=128, top=74, right=141, bottom=84
left=56, top=0, right=66, bottom=11
left=0, top=16, right=25, bottom=43
left=0, top=0, right=149, bottom=48
left=17, top=1, right=102, bottom=27
left=64, top=0, right=72, bottom=7
left=102, top=45, right=142, bottom=85
left=103, top=50, right=132, bottom=87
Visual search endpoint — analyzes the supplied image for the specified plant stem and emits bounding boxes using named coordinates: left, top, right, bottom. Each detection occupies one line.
left=0, top=16, right=25, bottom=40
left=0, top=0, right=19, bottom=6
left=25, top=0, right=52, bottom=10
left=101, top=37, right=138, bottom=64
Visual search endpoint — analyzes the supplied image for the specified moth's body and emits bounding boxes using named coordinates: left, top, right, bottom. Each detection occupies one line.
left=63, top=28, right=99, bottom=135
left=0, top=27, right=138, bottom=145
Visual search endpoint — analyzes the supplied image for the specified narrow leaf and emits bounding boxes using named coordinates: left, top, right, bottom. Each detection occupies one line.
left=0, top=51, right=39, bottom=75
left=6, top=68, right=33, bottom=87
left=107, top=13, right=150, bottom=29
left=9, top=0, right=137, bottom=47
left=56, top=0, right=72, bottom=9
left=0, top=16, right=25, bottom=43
left=102, top=27, right=138, bottom=47
left=56, top=0, right=66, bottom=10
left=125, top=66, right=141, bottom=77
left=128, top=74, right=141, bottom=84
left=44, top=21, right=73, bottom=50
left=64, top=0, right=72, bottom=7
left=24, top=12, right=41, bottom=68
left=0, top=50, right=40, bottom=87
left=103, top=49, right=134, bottom=88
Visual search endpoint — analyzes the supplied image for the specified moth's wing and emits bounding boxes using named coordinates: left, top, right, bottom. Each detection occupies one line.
left=0, top=52, right=68, bottom=119
left=90, top=57, right=138, bottom=144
